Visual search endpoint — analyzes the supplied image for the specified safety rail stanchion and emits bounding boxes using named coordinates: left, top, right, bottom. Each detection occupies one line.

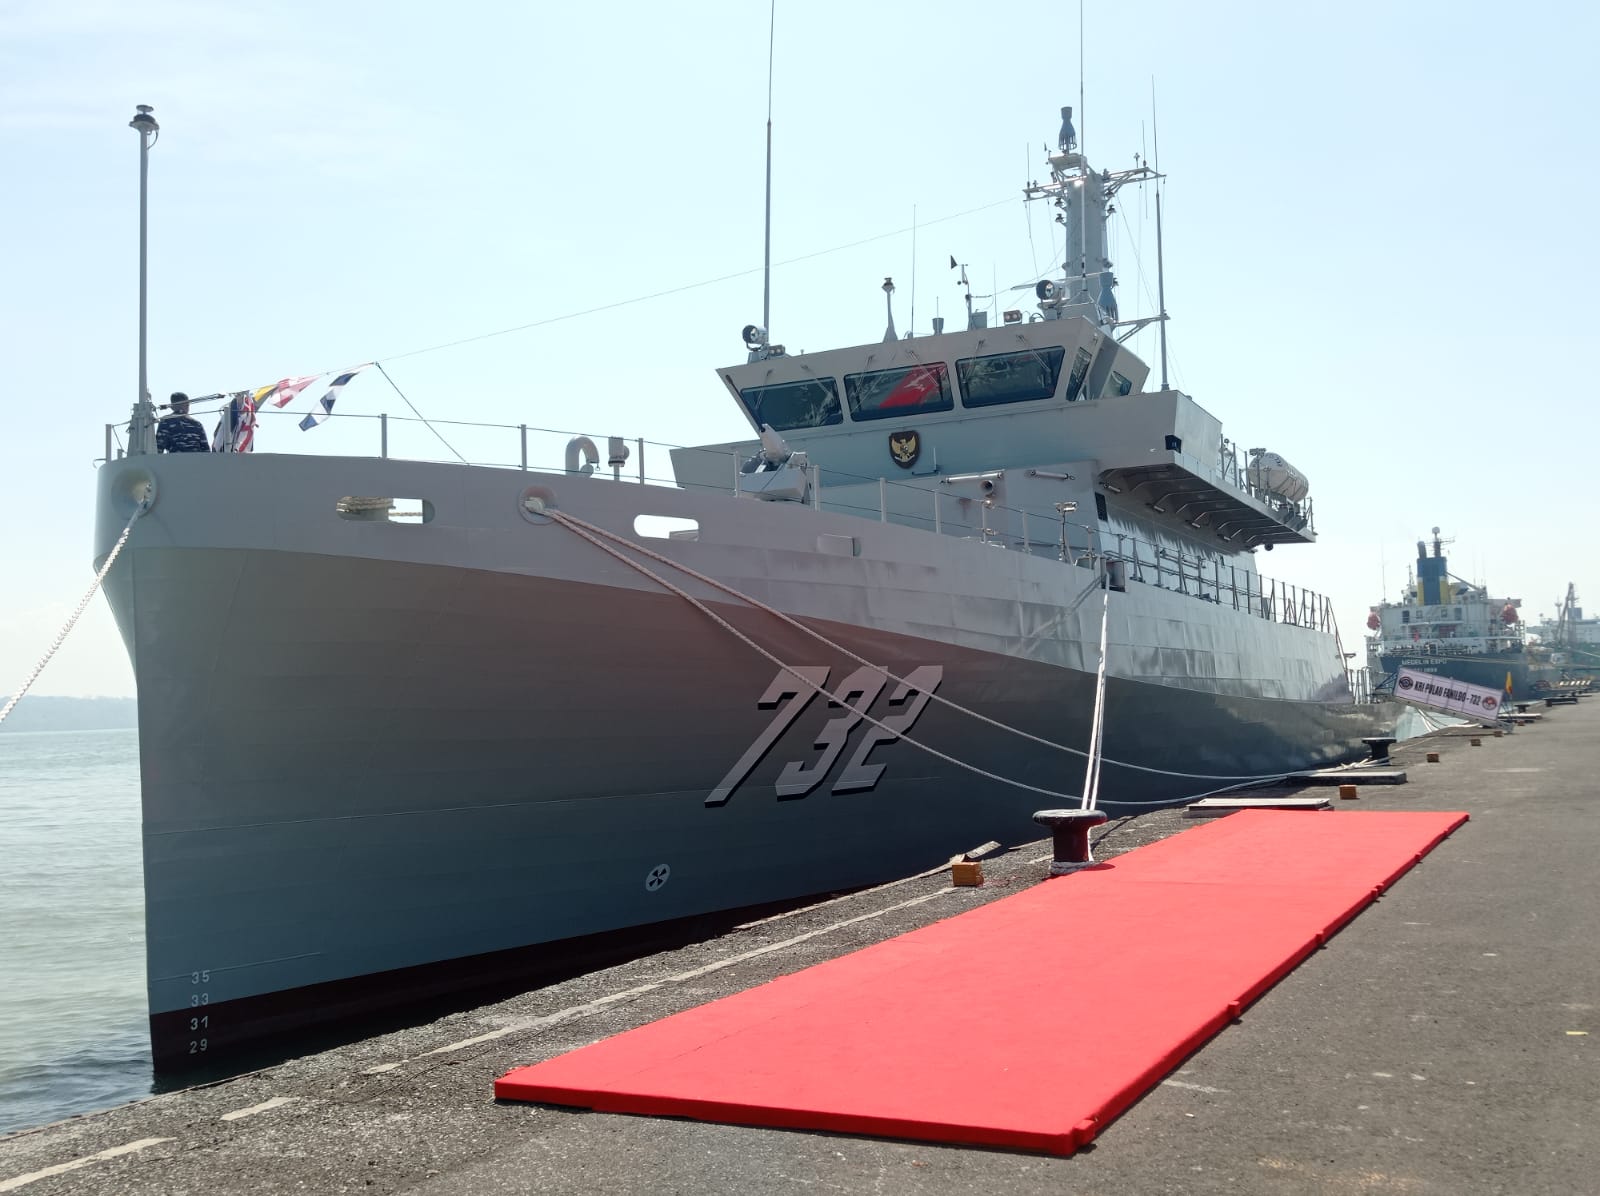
left=1082, top=560, right=1112, bottom=810
left=380, top=413, right=389, bottom=458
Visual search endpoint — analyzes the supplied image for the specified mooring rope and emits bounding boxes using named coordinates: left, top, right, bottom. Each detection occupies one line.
left=544, top=508, right=1292, bottom=799
left=0, top=504, right=145, bottom=728
left=1081, top=570, right=1112, bottom=811
left=547, top=508, right=1294, bottom=788
left=547, top=508, right=1086, bottom=802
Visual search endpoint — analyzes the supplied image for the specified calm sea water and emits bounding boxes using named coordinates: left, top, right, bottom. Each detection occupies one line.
left=0, top=729, right=151, bottom=1136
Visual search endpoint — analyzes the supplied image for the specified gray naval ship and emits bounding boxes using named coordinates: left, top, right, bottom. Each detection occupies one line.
left=94, top=106, right=1391, bottom=1070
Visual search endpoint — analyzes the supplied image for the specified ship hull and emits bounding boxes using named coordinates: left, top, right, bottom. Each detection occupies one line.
left=95, top=454, right=1391, bottom=1070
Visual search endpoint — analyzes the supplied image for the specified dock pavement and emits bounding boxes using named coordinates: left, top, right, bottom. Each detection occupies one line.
left=0, top=700, right=1595, bottom=1195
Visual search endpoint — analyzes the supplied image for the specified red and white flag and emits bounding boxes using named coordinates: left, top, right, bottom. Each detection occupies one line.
left=269, top=374, right=323, bottom=408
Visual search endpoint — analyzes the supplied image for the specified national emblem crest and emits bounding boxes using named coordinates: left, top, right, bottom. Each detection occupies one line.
left=888, top=429, right=920, bottom=469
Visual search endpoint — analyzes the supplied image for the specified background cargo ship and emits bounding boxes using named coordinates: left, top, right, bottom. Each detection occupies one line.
left=1366, top=529, right=1556, bottom=700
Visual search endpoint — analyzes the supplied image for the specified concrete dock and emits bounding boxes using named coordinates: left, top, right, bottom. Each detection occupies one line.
left=2, top=700, right=1595, bottom=1195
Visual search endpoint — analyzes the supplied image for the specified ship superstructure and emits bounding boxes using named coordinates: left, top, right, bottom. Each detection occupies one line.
left=94, top=106, right=1389, bottom=1071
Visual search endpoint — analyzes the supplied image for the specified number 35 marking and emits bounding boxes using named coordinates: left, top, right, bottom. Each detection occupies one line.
left=705, top=664, right=942, bottom=806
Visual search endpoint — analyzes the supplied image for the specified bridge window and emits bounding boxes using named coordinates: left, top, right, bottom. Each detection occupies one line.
left=843, top=363, right=954, bottom=421
left=737, top=378, right=842, bottom=430
left=1110, top=370, right=1133, bottom=396
left=1064, top=347, right=1093, bottom=401
left=956, top=347, right=1066, bottom=407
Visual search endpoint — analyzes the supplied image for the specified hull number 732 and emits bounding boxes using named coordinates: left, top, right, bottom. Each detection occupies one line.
left=705, top=665, right=944, bottom=807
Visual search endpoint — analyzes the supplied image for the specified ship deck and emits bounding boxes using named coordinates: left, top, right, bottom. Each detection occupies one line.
left=2, top=698, right=1595, bottom=1195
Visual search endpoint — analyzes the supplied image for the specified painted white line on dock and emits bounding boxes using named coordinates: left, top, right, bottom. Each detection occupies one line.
left=422, top=888, right=962, bottom=1059
left=1162, top=1079, right=1230, bottom=1095
left=364, top=1063, right=401, bottom=1074
left=219, top=1096, right=297, bottom=1122
left=0, top=1137, right=171, bottom=1193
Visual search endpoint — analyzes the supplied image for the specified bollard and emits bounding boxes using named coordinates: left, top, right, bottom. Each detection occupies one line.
left=1426, top=751, right=1441, bottom=763
left=1032, top=808, right=1110, bottom=875
left=1338, top=783, right=1358, bottom=800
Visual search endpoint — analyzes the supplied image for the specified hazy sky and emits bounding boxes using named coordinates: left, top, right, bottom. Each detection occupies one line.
left=2, top=0, right=1595, bottom=698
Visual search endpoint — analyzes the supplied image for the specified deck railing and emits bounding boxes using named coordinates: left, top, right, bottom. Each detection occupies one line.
left=104, top=405, right=1338, bottom=640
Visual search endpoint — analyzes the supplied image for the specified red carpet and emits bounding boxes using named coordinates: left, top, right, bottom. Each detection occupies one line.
left=495, top=810, right=1467, bottom=1154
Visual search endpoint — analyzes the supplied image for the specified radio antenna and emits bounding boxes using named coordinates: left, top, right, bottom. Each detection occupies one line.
left=1078, top=0, right=1085, bottom=161
left=762, top=0, right=776, bottom=336
left=1153, top=76, right=1169, bottom=391
left=909, top=204, right=917, bottom=338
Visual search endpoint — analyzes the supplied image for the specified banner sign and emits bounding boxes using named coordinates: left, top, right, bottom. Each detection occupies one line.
left=1393, top=667, right=1503, bottom=723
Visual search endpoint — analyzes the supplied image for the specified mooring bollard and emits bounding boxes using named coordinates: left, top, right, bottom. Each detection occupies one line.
left=1426, top=751, right=1441, bottom=763
left=1338, top=783, right=1359, bottom=800
left=1362, top=735, right=1398, bottom=762
left=1032, top=808, right=1110, bottom=875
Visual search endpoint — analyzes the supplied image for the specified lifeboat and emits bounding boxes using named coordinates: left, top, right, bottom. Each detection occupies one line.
left=1246, top=451, right=1310, bottom=503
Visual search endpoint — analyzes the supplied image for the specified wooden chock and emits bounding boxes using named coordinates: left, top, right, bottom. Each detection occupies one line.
left=951, top=859, right=984, bottom=887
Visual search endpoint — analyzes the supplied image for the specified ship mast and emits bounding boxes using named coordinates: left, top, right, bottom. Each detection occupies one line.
left=1022, top=110, right=1161, bottom=339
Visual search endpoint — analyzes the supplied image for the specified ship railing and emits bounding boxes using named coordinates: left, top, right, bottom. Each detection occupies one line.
left=101, top=407, right=1337, bottom=636
left=1384, top=638, right=1498, bottom=658
left=1216, top=435, right=1317, bottom=537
